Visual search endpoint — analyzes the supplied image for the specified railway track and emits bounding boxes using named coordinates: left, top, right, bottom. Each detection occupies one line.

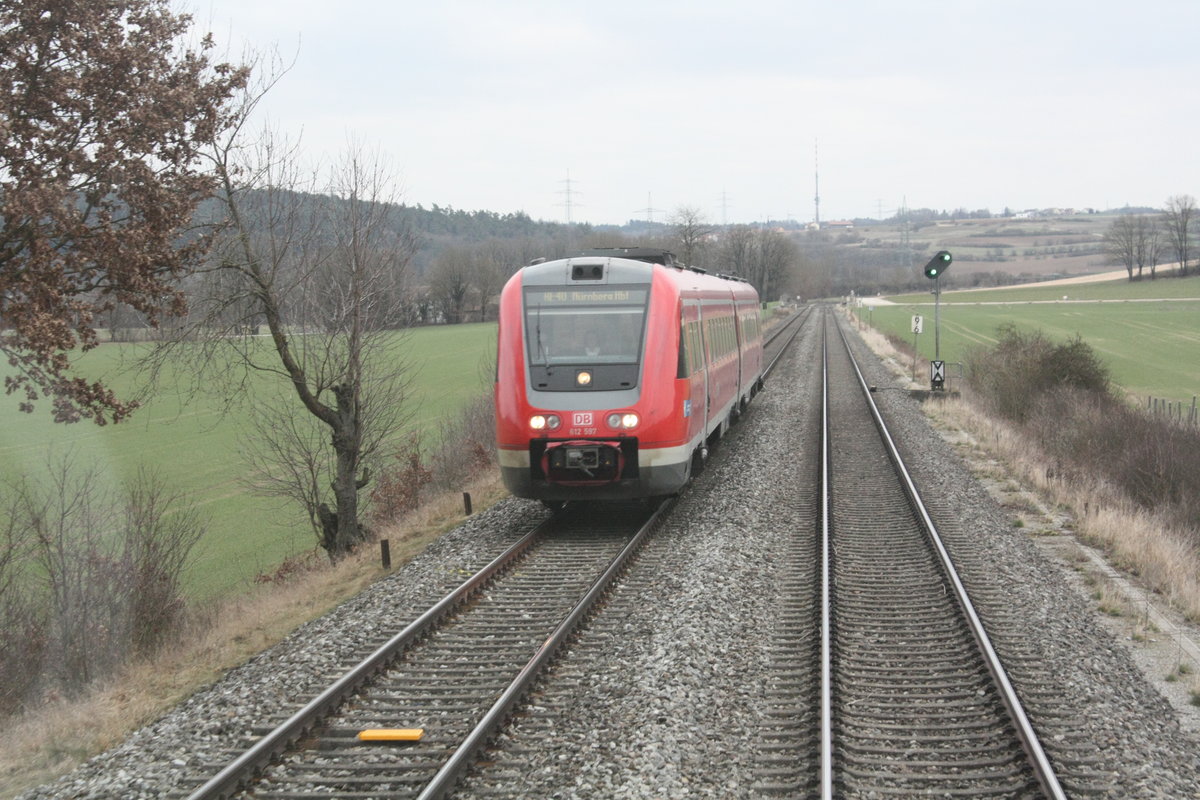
left=758, top=308, right=1066, bottom=798
left=177, top=501, right=669, bottom=800
left=176, top=307, right=1069, bottom=798
left=178, top=313, right=809, bottom=800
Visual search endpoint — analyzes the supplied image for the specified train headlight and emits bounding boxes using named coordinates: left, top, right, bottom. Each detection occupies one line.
left=576, top=370, right=592, bottom=387
left=531, top=414, right=561, bottom=431
left=607, top=412, right=639, bottom=430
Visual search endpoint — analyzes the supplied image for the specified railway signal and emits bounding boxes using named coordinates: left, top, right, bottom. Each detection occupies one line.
left=924, top=250, right=952, bottom=279
left=923, top=250, right=952, bottom=388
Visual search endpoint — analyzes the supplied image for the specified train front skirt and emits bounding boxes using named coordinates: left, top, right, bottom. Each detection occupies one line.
left=498, top=439, right=693, bottom=501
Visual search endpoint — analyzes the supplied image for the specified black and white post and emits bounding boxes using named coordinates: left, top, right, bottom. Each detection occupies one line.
left=923, top=250, right=952, bottom=390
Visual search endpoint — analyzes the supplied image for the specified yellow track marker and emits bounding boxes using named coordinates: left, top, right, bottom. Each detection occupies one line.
left=357, top=728, right=424, bottom=742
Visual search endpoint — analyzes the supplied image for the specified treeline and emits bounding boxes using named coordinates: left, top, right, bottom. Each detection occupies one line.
left=1103, top=195, right=1199, bottom=280
left=117, top=193, right=806, bottom=336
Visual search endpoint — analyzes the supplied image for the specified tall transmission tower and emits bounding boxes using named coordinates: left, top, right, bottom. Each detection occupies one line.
left=558, top=170, right=582, bottom=224
left=813, top=140, right=821, bottom=228
left=719, top=190, right=731, bottom=227
left=637, top=191, right=662, bottom=224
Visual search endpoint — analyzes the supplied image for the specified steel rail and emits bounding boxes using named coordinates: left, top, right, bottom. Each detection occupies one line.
left=833, top=316, right=1068, bottom=800
left=416, top=497, right=674, bottom=800
left=818, top=316, right=834, bottom=799
left=763, top=306, right=808, bottom=379
left=184, top=520, right=550, bottom=800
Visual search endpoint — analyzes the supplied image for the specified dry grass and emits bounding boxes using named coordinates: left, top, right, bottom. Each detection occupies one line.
left=0, top=472, right=507, bottom=799
left=925, top=397, right=1200, bottom=622
left=842, top=305, right=1200, bottom=624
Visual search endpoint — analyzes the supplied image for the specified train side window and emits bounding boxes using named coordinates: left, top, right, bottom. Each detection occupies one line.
left=679, top=319, right=696, bottom=378
left=679, top=319, right=702, bottom=377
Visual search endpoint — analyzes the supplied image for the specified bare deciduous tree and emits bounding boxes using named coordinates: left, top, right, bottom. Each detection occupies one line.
left=471, top=239, right=519, bottom=322
left=1134, top=214, right=1162, bottom=279
left=717, top=225, right=796, bottom=301
left=1162, top=195, right=1195, bottom=277
left=429, top=246, right=472, bottom=324
left=748, top=227, right=797, bottom=302
left=1105, top=214, right=1139, bottom=280
left=158, top=66, right=419, bottom=560
left=669, top=206, right=713, bottom=267
left=718, top=225, right=756, bottom=277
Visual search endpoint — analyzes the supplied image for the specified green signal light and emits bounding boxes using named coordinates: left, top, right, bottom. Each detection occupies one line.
left=923, top=250, right=953, bottom=279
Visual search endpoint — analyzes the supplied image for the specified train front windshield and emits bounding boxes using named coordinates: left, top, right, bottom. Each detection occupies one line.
left=523, top=285, right=649, bottom=368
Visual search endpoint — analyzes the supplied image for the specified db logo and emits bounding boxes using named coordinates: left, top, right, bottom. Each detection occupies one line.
left=572, top=412, right=593, bottom=426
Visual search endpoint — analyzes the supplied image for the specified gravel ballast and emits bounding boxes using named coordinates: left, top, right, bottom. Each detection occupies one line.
left=16, top=313, right=1200, bottom=799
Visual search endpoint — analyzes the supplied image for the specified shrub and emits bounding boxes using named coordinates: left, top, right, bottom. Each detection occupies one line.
left=0, top=458, right=205, bottom=712
left=120, top=471, right=206, bottom=656
left=428, top=394, right=495, bottom=491
left=966, top=326, right=1200, bottom=536
left=368, top=435, right=434, bottom=526
left=965, top=324, right=1110, bottom=423
left=367, top=392, right=497, bottom=528
left=0, top=517, right=47, bottom=714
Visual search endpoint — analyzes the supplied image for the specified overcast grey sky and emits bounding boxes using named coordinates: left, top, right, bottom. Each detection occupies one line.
left=198, top=0, right=1200, bottom=225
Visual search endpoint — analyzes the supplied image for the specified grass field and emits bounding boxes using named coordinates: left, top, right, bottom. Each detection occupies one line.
left=858, top=274, right=1200, bottom=402
left=0, top=323, right=498, bottom=600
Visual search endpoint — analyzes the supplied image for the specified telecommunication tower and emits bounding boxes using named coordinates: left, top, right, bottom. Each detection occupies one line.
left=813, top=140, right=821, bottom=228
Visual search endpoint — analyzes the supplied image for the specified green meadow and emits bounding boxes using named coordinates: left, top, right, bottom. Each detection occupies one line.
left=857, top=275, right=1200, bottom=402
left=0, top=323, right=498, bottom=600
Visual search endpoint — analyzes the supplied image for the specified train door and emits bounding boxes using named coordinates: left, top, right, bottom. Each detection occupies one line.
left=730, top=291, right=744, bottom=412
left=682, top=298, right=706, bottom=437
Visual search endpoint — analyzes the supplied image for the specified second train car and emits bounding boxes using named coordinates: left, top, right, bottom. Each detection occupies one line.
left=494, top=247, right=764, bottom=504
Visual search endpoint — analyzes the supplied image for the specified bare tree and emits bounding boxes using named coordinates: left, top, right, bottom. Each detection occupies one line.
left=471, top=240, right=518, bottom=322
left=749, top=227, right=797, bottom=301
left=1133, top=214, right=1162, bottom=279
left=717, top=225, right=796, bottom=301
left=233, top=149, right=412, bottom=559
left=429, top=246, right=472, bottom=324
left=1104, top=214, right=1139, bottom=280
left=1162, top=195, right=1195, bottom=276
left=718, top=225, right=756, bottom=278
left=669, top=206, right=713, bottom=267
left=156, top=65, right=419, bottom=560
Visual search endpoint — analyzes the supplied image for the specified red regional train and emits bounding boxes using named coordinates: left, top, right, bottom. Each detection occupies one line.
left=494, top=247, right=764, bottom=504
